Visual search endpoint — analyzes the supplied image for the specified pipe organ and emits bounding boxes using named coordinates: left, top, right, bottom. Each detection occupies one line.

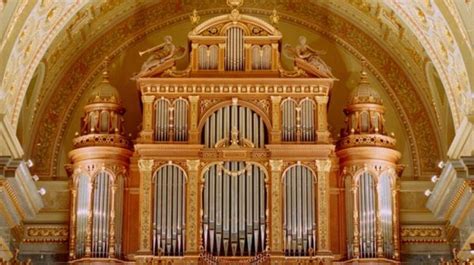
left=67, top=4, right=401, bottom=264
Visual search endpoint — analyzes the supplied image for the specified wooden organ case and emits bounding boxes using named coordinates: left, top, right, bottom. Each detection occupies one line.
left=68, top=5, right=402, bottom=265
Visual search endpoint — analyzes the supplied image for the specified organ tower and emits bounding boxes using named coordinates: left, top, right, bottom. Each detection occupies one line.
left=67, top=4, right=401, bottom=264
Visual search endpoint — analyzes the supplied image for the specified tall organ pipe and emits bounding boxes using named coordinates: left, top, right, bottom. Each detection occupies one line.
left=283, top=165, right=317, bottom=256
left=153, top=165, right=186, bottom=256
left=358, top=172, right=376, bottom=258
left=76, top=175, right=90, bottom=258
left=202, top=105, right=266, bottom=148
left=202, top=162, right=266, bottom=256
left=345, top=176, right=354, bottom=258
left=91, top=171, right=111, bottom=258
left=225, top=27, right=244, bottom=71
left=379, top=174, right=393, bottom=257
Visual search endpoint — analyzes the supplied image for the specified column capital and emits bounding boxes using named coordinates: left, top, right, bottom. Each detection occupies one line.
left=315, top=159, right=332, bottom=172
left=269, top=159, right=283, bottom=171
left=186, top=159, right=200, bottom=172
left=315, top=95, right=329, bottom=104
left=141, top=95, right=155, bottom=104
left=138, top=159, right=153, bottom=172
left=188, top=95, right=200, bottom=103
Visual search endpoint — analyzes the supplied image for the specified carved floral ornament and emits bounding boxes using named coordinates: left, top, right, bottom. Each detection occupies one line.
left=19, top=3, right=446, bottom=178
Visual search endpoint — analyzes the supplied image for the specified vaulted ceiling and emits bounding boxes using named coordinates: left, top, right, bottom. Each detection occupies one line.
left=1, top=0, right=472, bottom=180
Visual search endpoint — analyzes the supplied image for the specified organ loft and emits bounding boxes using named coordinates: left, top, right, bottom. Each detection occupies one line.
left=67, top=3, right=402, bottom=264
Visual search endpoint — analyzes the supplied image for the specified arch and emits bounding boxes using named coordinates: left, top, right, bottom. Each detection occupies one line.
left=281, top=164, right=318, bottom=183
left=152, top=162, right=188, bottom=183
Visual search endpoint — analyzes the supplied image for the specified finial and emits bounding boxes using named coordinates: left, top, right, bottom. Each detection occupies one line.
left=270, top=9, right=280, bottom=26
left=102, top=56, right=110, bottom=83
left=190, top=9, right=200, bottom=27
left=227, top=0, right=243, bottom=9
left=359, top=59, right=369, bottom=84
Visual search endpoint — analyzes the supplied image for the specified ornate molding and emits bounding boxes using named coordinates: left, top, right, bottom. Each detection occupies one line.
left=23, top=225, right=68, bottom=243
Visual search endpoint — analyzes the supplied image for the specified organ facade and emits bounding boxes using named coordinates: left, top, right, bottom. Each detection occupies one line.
left=67, top=4, right=401, bottom=264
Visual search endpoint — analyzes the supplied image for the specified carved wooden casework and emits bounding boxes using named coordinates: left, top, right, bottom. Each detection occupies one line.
left=67, top=4, right=402, bottom=264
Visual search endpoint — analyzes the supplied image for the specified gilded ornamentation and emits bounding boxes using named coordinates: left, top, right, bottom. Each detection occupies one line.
left=29, top=7, right=441, bottom=179
left=401, top=226, right=442, bottom=237
left=315, top=159, right=331, bottom=252
left=138, top=159, right=153, bottom=251
left=249, top=98, right=270, bottom=116
left=186, top=159, right=200, bottom=253
left=24, top=225, right=68, bottom=243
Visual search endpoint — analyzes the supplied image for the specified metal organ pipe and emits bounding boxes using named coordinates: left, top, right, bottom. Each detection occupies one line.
left=358, top=172, right=376, bottom=258
left=153, top=165, right=186, bottom=256
left=91, top=171, right=111, bottom=258
left=225, top=27, right=244, bottom=71
left=283, top=165, right=317, bottom=256
left=76, top=175, right=90, bottom=258
left=203, top=105, right=266, bottom=148
left=203, top=162, right=266, bottom=256
left=379, top=174, right=393, bottom=257
left=345, top=176, right=354, bottom=258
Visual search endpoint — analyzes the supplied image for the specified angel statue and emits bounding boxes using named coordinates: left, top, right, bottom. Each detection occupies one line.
left=138, top=36, right=185, bottom=75
left=284, top=36, right=334, bottom=78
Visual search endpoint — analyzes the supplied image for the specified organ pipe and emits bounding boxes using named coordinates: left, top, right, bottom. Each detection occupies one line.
left=358, top=172, right=376, bottom=258
left=379, top=174, right=393, bottom=258
left=281, top=98, right=316, bottom=142
left=92, top=171, right=112, bottom=258
left=154, top=98, right=188, bottom=142
left=283, top=165, right=317, bottom=256
left=153, top=165, right=186, bottom=256
left=203, top=105, right=266, bottom=148
left=202, top=162, right=266, bottom=256
left=76, top=175, right=90, bottom=258
left=345, top=176, right=354, bottom=258
left=225, top=27, right=244, bottom=71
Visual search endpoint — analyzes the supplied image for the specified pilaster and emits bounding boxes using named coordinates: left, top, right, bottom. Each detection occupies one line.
left=137, top=159, right=154, bottom=254
left=188, top=96, right=200, bottom=144
left=315, top=159, right=332, bottom=254
left=270, top=96, right=282, bottom=143
left=185, top=159, right=200, bottom=254
left=140, top=95, right=155, bottom=143
left=269, top=160, right=283, bottom=254
left=315, top=96, right=330, bottom=143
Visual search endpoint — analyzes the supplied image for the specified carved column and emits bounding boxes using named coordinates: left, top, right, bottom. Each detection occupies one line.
left=316, top=159, right=332, bottom=254
left=69, top=183, right=77, bottom=260
left=140, top=95, right=155, bottom=143
left=138, top=159, right=154, bottom=254
left=108, top=183, right=117, bottom=258
left=270, top=96, right=282, bottom=143
left=392, top=182, right=400, bottom=260
left=85, top=178, right=94, bottom=257
left=269, top=160, right=284, bottom=254
left=352, top=182, right=360, bottom=258
left=271, top=43, right=279, bottom=70
left=315, top=96, right=330, bottom=143
left=191, top=43, right=199, bottom=71
left=188, top=96, right=200, bottom=144
left=186, top=159, right=200, bottom=254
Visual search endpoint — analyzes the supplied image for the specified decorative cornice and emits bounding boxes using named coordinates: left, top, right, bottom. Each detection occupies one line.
left=23, top=224, right=68, bottom=243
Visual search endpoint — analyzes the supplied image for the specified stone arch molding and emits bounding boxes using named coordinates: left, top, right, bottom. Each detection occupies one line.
left=0, top=0, right=468, bottom=156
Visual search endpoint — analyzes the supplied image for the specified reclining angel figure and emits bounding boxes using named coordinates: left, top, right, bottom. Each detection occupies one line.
left=284, top=36, right=334, bottom=78
left=137, top=36, right=186, bottom=75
